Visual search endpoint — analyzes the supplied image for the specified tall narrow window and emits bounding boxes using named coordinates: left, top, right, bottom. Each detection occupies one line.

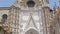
left=2, top=14, right=7, bottom=23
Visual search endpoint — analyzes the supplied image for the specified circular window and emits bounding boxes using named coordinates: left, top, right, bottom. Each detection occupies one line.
left=27, top=1, right=35, bottom=7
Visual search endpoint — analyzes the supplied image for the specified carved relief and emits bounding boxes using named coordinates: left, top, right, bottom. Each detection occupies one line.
left=19, top=10, right=44, bottom=34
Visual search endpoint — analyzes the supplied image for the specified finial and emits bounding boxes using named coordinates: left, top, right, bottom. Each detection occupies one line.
left=54, top=2, right=57, bottom=7
left=54, top=2, right=58, bottom=9
left=54, top=2, right=58, bottom=11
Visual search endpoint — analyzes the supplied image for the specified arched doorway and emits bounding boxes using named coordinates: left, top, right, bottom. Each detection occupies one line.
left=25, top=29, right=39, bottom=34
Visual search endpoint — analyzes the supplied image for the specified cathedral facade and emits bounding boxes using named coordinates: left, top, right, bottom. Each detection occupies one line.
left=0, top=0, right=60, bottom=34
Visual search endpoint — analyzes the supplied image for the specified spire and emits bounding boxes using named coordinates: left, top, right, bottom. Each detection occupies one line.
left=54, top=2, right=57, bottom=8
left=54, top=2, right=58, bottom=11
left=16, top=0, right=18, bottom=3
left=43, top=0, right=49, bottom=7
left=43, top=0, right=49, bottom=4
left=16, top=0, right=22, bottom=3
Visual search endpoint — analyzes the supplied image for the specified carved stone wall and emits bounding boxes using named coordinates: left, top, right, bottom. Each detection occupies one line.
left=8, top=6, right=19, bottom=34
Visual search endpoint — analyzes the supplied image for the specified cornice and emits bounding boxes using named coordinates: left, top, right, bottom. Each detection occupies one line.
left=0, top=7, right=10, bottom=10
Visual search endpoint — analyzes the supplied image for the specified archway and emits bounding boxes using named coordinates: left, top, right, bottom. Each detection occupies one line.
left=25, top=29, right=39, bottom=34
left=2, top=14, right=7, bottom=23
left=27, top=1, right=35, bottom=7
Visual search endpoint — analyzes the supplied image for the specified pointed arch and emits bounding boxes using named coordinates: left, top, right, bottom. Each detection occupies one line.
left=25, top=28, right=39, bottom=34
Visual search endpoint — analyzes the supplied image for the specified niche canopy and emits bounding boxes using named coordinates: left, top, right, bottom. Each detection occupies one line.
left=27, top=1, right=35, bottom=7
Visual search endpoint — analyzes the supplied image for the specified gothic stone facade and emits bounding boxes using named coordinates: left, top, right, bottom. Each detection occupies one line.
left=0, top=0, right=60, bottom=34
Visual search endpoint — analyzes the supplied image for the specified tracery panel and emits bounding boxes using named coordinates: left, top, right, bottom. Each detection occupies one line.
left=19, top=10, right=44, bottom=34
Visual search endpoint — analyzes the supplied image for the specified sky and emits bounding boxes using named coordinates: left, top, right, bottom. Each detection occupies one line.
left=0, top=0, right=60, bottom=9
